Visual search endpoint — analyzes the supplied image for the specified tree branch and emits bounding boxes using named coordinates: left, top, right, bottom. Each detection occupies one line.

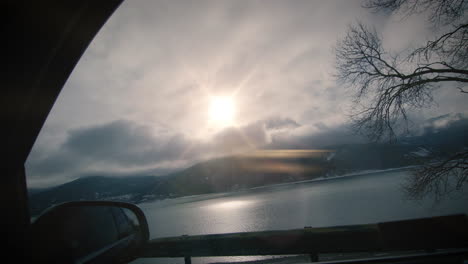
left=335, top=1, right=468, bottom=199
left=405, top=150, right=468, bottom=200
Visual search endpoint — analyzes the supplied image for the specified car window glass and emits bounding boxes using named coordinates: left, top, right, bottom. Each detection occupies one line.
left=26, top=1, right=468, bottom=263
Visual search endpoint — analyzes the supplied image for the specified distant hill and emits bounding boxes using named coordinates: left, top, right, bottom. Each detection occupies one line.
left=28, top=188, right=49, bottom=197
left=149, top=153, right=332, bottom=197
left=29, top=114, right=468, bottom=216
left=29, top=176, right=159, bottom=216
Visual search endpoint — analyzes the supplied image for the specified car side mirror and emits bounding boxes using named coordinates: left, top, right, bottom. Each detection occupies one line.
left=31, top=201, right=149, bottom=264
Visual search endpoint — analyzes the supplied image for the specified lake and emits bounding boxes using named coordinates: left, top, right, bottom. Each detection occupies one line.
left=134, top=170, right=468, bottom=263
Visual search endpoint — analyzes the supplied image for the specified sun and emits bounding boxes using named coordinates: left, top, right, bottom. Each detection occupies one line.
left=209, top=96, right=236, bottom=126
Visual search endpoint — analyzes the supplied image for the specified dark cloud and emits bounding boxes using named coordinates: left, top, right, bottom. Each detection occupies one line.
left=211, top=122, right=268, bottom=153
left=27, top=151, right=78, bottom=177
left=26, top=114, right=372, bottom=188
left=64, top=120, right=152, bottom=161
left=264, top=116, right=300, bottom=130
left=26, top=120, right=195, bottom=182
left=419, top=113, right=468, bottom=135
left=56, top=120, right=198, bottom=167
left=268, top=124, right=366, bottom=149
left=27, top=119, right=273, bottom=185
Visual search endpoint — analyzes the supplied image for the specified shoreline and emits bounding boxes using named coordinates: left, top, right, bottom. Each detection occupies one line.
left=248, top=165, right=416, bottom=191
left=142, top=166, right=416, bottom=204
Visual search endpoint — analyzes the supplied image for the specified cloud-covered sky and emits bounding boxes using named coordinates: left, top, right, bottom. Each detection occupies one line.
left=26, top=0, right=468, bottom=188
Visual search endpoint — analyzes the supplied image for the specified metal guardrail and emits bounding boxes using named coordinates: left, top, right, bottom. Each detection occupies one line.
left=140, top=214, right=468, bottom=264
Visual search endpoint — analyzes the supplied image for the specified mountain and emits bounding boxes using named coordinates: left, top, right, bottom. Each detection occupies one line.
left=325, top=143, right=416, bottom=174
left=29, top=176, right=159, bottom=216
left=149, top=153, right=332, bottom=196
left=29, top=114, right=468, bottom=216
left=28, top=187, right=49, bottom=197
left=326, top=114, right=468, bottom=174
left=28, top=153, right=332, bottom=216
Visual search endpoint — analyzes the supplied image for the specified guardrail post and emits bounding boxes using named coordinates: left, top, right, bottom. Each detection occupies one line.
left=304, top=226, right=319, bottom=262
left=184, top=256, right=191, bottom=264
left=309, top=253, right=318, bottom=262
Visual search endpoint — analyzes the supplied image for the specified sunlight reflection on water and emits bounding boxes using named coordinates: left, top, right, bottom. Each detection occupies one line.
left=134, top=170, right=468, bottom=264
left=205, top=200, right=255, bottom=210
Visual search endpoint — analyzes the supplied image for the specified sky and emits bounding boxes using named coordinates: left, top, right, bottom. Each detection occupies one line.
left=25, top=0, right=468, bottom=188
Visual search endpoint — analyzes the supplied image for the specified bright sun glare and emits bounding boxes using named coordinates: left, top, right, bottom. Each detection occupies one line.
left=209, top=96, right=236, bottom=126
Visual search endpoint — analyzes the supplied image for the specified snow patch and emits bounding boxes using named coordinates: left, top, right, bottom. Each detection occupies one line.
left=326, top=152, right=336, bottom=161
left=411, top=147, right=430, bottom=157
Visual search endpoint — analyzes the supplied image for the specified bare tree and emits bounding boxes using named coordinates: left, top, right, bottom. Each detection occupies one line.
left=405, top=149, right=468, bottom=200
left=335, top=0, right=468, bottom=199
left=363, top=0, right=467, bottom=25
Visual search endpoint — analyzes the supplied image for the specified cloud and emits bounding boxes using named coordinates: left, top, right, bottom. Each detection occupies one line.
left=37, top=0, right=370, bottom=141
left=267, top=123, right=366, bottom=149
left=25, top=0, right=468, bottom=187
left=26, top=120, right=195, bottom=185
left=264, top=117, right=300, bottom=130
left=211, top=122, right=268, bottom=153
left=419, top=113, right=468, bottom=135
left=26, top=114, right=310, bottom=184
left=64, top=120, right=153, bottom=162
left=27, top=118, right=285, bottom=186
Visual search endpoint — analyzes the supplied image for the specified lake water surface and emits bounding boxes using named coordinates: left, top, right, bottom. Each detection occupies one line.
left=135, top=170, right=468, bottom=263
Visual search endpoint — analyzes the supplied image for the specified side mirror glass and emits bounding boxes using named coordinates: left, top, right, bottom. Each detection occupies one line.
left=31, top=201, right=149, bottom=264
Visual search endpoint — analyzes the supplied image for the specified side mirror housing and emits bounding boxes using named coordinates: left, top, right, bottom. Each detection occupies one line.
left=31, top=201, right=149, bottom=264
